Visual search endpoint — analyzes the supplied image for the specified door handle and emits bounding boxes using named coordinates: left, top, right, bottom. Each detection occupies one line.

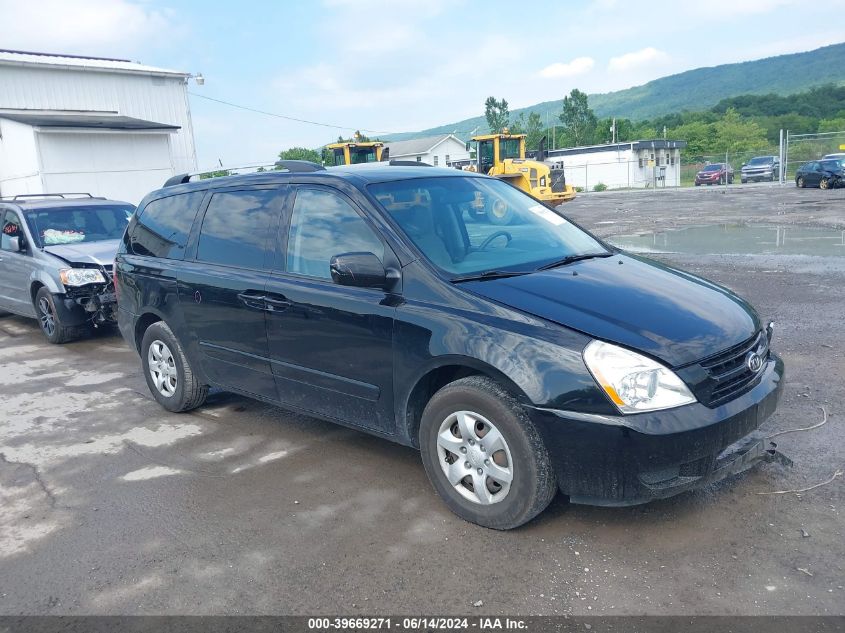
left=263, top=294, right=291, bottom=312
left=237, top=291, right=266, bottom=310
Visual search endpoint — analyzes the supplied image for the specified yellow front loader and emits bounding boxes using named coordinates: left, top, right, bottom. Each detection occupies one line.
left=468, top=132, right=575, bottom=224
left=326, top=141, right=388, bottom=166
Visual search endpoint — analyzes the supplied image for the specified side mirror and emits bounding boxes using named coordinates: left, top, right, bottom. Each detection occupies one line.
left=330, top=252, right=397, bottom=290
left=741, top=163, right=747, bottom=167
left=7, top=236, right=23, bottom=252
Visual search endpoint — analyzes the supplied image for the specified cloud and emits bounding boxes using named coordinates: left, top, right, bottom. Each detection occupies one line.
left=608, top=47, right=670, bottom=72
left=539, top=57, right=595, bottom=79
left=0, top=0, right=179, bottom=57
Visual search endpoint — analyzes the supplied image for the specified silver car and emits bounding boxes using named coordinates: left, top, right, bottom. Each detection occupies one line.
left=740, top=156, right=780, bottom=183
left=0, top=194, right=134, bottom=343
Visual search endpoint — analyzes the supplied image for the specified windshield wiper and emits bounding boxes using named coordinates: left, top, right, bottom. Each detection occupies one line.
left=450, top=269, right=532, bottom=283
left=536, top=251, right=613, bottom=271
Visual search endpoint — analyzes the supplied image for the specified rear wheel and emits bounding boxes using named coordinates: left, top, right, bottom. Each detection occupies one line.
left=820, top=177, right=831, bottom=190
left=141, top=321, right=208, bottom=412
left=419, top=376, right=556, bottom=529
left=34, top=287, right=89, bottom=344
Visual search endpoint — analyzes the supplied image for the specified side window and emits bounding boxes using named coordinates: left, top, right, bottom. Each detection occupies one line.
left=130, top=191, right=204, bottom=259
left=286, top=189, right=384, bottom=280
left=1, top=211, right=23, bottom=251
left=196, top=189, right=280, bottom=269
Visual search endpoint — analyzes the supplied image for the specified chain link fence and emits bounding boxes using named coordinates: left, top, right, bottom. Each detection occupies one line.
left=784, top=130, right=845, bottom=182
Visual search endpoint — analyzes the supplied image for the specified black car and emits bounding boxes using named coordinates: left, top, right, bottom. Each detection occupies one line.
left=795, top=159, right=845, bottom=189
left=115, top=163, right=784, bottom=529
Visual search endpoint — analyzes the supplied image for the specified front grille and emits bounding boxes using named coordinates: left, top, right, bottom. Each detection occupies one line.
left=698, top=331, right=769, bottom=407
left=549, top=168, right=567, bottom=192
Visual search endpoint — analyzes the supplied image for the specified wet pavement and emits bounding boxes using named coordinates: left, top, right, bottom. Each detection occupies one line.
left=1, top=184, right=843, bottom=615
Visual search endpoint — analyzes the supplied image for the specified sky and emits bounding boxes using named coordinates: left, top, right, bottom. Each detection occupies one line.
left=2, top=0, right=844, bottom=169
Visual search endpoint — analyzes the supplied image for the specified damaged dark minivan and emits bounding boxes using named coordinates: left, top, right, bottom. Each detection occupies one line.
left=0, top=194, right=133, bottom=343
left=116, top=164, right=784, bottom=529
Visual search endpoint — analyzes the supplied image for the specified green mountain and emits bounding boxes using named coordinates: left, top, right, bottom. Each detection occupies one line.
left=384, top=42, right=845, bottom=141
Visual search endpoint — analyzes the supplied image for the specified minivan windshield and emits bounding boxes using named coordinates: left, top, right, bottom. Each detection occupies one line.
left=369, top=176, right=608, bottom=276
left=25, top=205, right=134, bottom=248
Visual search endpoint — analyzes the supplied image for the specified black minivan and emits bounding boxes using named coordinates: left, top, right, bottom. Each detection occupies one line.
left=115, top=163, right=783, bottom=529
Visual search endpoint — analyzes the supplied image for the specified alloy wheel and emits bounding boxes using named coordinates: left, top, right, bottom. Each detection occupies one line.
left=820, top=177, right=830, bottom=190
left=436, top=410, right=514, bottom=505
left=38, top=297, right=55, bottom=337
left=147, top=339, right=178, bottom=397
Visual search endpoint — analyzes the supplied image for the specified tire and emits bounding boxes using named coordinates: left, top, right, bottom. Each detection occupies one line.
left=741, top=178, right=747, bottom=184
left=34, top=287, right=89, bottom=344
left=419, top=375, right=556, bottom=530
left=694, top=182, right=700, bottom=187
left=141, top=321, right=208, bottom=412
left=797, top=176, right=805, bottom=188
left=820, top=177, right=830, bottom=190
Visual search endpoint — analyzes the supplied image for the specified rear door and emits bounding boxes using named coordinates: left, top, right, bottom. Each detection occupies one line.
left=804, top=162, right=821, bottom=186
left=0, top=209, right=35, bottom=316
left=178, top=186, right=287, bottom=399
left=264, top=186, right=397, bottom=432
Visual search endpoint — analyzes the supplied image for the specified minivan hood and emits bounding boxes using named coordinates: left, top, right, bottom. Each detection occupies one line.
left=462, top=254, right=760, bottom=367
left=43, top=239, right=120, bottom=267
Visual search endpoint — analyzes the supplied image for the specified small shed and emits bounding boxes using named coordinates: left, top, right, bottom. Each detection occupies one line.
left=541, top=140, right=687, bottom=190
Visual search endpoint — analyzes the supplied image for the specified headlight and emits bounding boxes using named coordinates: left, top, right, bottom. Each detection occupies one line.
left=583, top=340, right=696, bottom=414
left=59, top=268, right=106, bottom=286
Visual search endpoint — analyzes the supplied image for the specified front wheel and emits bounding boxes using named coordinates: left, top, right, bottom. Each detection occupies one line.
left=419, top=376, right=557, bottom=529
left=797, top=176, right=805, bottom=188
left=34, top=287, right=89, bottom=344
left=141, top=321, right=208, bottom=412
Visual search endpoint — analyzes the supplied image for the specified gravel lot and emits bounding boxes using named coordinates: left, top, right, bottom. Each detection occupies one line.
left=1, top=183, right=843, bottom=616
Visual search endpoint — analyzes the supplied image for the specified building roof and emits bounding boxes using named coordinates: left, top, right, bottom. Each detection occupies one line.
left=543, top=139, right=687, bottom=158
left=0, top=49, right=188, bottom=77
left=384, top=134, right=463, bottom=157
left=0, top=111, right=180, bottom=131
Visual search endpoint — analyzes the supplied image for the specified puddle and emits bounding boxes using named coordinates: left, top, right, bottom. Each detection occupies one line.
left=609, top=224, right=845, bottom=256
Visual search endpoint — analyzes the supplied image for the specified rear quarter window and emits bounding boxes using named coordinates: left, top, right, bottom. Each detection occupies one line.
left=128, top=191, right=205, bottom=259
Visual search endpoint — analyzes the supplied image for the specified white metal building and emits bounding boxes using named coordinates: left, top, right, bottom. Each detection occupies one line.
left=0, top=49, right=197, bottom=204
left=384, top=134, right=469, bottom=167
left=542, top=140, right=687, bottom=190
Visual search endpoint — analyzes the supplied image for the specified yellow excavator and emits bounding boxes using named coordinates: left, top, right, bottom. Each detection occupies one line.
left=467, top=131, right=575, bottom=224
left=326, top=141, right=388, bottom=166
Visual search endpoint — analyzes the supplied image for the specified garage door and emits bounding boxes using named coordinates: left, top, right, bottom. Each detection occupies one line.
left=37, top=131, right=175, bottom=204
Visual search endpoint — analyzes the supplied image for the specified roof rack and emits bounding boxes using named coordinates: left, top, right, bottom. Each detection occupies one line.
left=0, top=193, right=101, bottom=201
left=163, top=160, right=326, bottom=188
left=388, top=160, right=434, bottom=167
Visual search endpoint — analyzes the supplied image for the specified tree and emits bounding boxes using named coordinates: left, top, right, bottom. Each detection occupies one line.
left=510, top=111, right=545, bottom=150
left=278, top=147, right=322, bottom=163
left=559, top=89, right=597, bottom=147
left=818, top=117, right=845, bottom=133
left=484, top=96, right=510, bottom=134
left=713, top=108, right=768, bottom=153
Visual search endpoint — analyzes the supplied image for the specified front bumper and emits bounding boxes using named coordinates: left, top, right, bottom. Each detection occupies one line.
left=526, top=353, right=785, bottom=505
left=742, top=171, right=773, bottom=181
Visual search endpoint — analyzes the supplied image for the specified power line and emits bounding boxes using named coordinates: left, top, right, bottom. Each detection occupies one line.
left=187, top=91, right=392, bottom=135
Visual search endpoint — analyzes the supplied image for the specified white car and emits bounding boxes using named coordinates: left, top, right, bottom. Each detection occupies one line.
left=822, top=153, right=845, bottom=160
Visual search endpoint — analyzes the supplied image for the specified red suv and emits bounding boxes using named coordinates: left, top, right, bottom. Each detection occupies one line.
left=695, top=163, right=734, bottom=186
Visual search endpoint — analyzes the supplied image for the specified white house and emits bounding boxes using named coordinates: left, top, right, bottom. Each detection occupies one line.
left=0, top=49, right=198, bottom=204
left=542, top=140, right=687, bottom=190
left=384, top=134, right=469, bottom=167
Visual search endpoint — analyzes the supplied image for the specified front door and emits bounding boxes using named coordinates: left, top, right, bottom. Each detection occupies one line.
left=0, top=210, right=35, bottom=316
left=177, top=186, right=286, bottom=400
left=264, top=186, right=396, bottom=432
